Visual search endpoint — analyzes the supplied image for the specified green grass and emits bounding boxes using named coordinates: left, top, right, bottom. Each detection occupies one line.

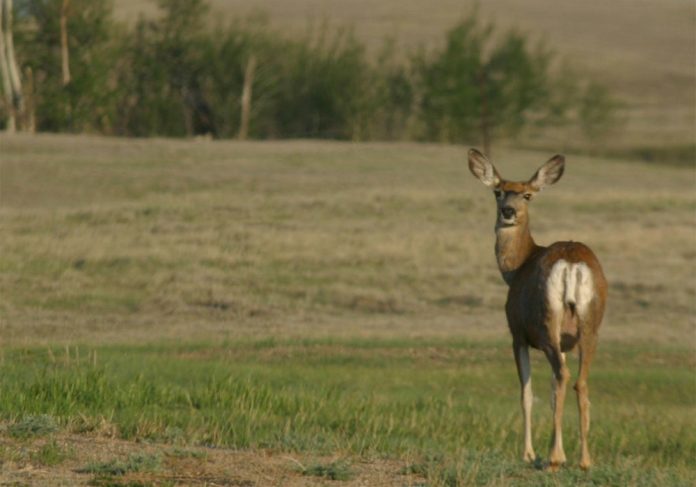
left=7, top=414, right=60, bottom=439
left=165, top=447, right=208, bottom=459
left=301, top=460, right=354, bottom=481
left=30, top=440, right=74, bottom=467
left=77, top=452, right=162, bottom=476
left=0, top=340, right=693, bottom=485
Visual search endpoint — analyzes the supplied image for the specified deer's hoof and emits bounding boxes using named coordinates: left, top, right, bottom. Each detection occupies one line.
left=548, top=450, right=566, bottom=467
left=544, top=461, right=565, bottom=472
left=522, top=450, right=536, bottom=463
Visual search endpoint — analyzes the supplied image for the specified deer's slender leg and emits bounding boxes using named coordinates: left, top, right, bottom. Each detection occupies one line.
left=513, top=342, right=535, bottom=462
left=545, top=345, right=569, bottom=468
left=575, top=329, right=597, bottom=470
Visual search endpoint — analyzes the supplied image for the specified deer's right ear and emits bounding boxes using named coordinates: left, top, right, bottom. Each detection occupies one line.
left=468, top=149, right=500, bottom=188
left=529, top=154, right=565, bottom=190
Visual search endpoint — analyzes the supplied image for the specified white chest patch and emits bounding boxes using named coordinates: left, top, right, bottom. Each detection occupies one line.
left=547, top=260, right=594, bottom=316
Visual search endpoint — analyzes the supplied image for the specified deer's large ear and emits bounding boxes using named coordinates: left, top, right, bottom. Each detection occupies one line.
left=529, top=154, right=565, bottom=190
left=468, top=149, right=501, bottom=188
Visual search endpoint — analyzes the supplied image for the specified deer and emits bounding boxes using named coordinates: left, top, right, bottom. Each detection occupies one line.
left=467, top=148, right=607, bottom=470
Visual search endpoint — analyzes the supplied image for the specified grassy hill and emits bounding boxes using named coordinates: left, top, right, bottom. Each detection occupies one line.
left=1, top=134, right=695, bottom=485
left=1, top=134, right=694, bottom=346
left=113, top=0, right=696, bottom=147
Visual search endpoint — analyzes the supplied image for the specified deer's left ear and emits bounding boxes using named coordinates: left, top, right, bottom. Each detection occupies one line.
left=529, top=154, right=565, bottom=190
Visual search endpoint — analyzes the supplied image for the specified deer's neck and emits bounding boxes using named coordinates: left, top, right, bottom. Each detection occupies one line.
left=495, top=222, right=540, bottom=286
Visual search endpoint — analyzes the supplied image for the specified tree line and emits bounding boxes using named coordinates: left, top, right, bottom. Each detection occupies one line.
left=2, top=0, right=617, bottom=153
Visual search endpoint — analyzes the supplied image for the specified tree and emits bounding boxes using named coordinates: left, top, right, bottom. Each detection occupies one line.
left=578, top=81, right=622, bottom=140
left=59, top=0, right=69, bottom=85
left=8, top=1, right=615, bottom=143
left=357, top=37, right=414, bottom=140
left=418, top=14, right=566, bottom=155
left=18, top=0, right=117, bottom=132
left=237, top=53, right=256, bottom=140
left=478, top=31, right=552, bottom=155
left=417, top=16, right=486, bottom=145
left=0, top=0, right=24, bottom=132
left=118, top=0, right=215, bottom=137
left=269, top=24, right=373, bottom=139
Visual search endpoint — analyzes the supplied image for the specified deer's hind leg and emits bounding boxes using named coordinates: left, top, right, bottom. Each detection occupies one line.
left=513, top=341, right=536, bottom=463
left=544, top=343, right=570, bottom=469
left=575, top=328, right=598, bottom=470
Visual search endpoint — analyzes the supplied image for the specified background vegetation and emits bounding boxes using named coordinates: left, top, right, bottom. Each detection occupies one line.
left=7, top=0, right=619, bottom=152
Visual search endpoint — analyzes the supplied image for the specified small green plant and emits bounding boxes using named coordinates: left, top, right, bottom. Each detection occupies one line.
left=87, top=479, right=158, bottom=487
left=301, top=460, right=354, bottom=481
left=30, top=440, right=73, bottom=466
left=0, top=444, right=28, bottom=464
left=166, top=447, right=208, bottom=459
left=8, top=414, right=59, bottom=439
left=77, top=452, right=161, bottom=476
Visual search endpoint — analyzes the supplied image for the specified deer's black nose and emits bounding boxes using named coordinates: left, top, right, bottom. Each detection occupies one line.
left=501, top=207, right=516, bottom=219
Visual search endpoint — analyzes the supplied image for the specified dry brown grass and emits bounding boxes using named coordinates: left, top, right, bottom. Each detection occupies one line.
left=1, top=133, right=694, bottom=348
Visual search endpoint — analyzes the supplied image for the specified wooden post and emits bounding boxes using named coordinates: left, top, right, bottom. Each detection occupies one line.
left=238, top=54, right=256, bottom=140
left=0, top=0, right=15, bottom=131
left=0, top=0, right=23, bottom=131
left=4, top=0, right=22, bottom=123
left=24, top=66, right=35, bottom=132
left=60, top=0, right=71, bottom=86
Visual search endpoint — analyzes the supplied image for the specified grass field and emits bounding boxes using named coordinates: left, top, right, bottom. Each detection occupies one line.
left=0, top=134, right=695, bottom=485
left=0, top=339, right=694, bottom=485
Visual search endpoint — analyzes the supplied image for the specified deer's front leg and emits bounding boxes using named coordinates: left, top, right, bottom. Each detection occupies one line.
left=513, top=343, right=535, bottom=463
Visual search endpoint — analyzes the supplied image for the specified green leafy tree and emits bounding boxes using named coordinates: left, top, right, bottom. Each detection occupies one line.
left=17, top=0, right=117, bottom=132
left=417, top=16, right=486, bottom=143
left=200, top=14, right=278, bottom=139
left=11, top=0, right=616, bottom=144
left=356, top=38, right=414, bottom=141
left=480, top=31, right=552, bottom=150
left=418, top=13, right=570, bottom=155
left=117, top=0, right=214, bottom=137
left=267, top=24, right=373, bottom=139
left=578, top=81, right=622, bottom=140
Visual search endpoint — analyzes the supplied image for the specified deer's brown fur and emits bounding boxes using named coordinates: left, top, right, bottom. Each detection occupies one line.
left=468, top=149, right=607, bottom=470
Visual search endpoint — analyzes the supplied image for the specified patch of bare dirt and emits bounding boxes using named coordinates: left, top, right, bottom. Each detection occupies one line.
left=0, top=433, right=425, bottom=486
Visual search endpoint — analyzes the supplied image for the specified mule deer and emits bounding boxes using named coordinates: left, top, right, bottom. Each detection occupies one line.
left=468, top=149, right=607, bottom=470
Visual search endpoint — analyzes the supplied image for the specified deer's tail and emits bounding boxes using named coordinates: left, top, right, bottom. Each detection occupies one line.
left=547, top=260, right=594, bottom=317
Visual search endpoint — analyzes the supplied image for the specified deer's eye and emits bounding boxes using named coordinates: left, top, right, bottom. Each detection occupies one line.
left=523, top=193, right=532, bottom=200
left=493, top=190, right=502, bottom=199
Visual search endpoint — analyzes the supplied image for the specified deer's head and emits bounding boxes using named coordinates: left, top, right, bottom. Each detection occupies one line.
left=468, top=148, right=565, bottom=229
